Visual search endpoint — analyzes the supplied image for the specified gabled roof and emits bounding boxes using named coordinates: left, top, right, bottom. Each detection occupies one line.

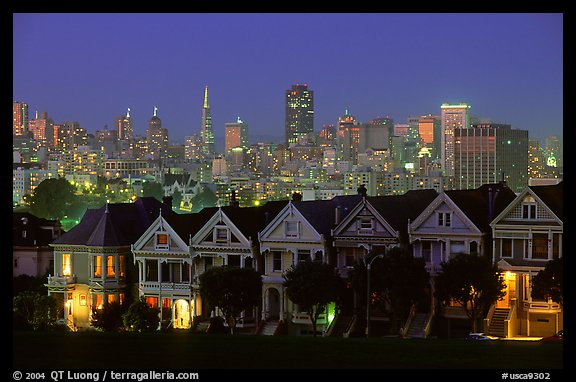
left=446, top=183, right=516, bottom=232
left=292, top=195, right=362, bottom=236
left=52, top=197, right=174, bottom=247
left=368, top=189, right=439, bottom=232
left=529, top=181, right=563, bottom=221
left=162, top=200, right=289, bottom=245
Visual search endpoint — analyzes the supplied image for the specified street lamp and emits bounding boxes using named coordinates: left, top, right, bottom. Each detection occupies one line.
left=366, top=254, right=384, bottom=338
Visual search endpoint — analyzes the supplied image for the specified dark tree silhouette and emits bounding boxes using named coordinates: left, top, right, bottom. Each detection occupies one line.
left=532, top=257, right=562, bottom=306
left=122, top=298, right=160, bottom=332
left=199, top=266, right=262, bottom=334
left=283, top=261, right=344, bottom=336
left=434, top=253, right=506, bottom=333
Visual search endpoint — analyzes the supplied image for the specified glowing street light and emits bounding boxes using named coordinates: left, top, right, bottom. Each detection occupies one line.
left=366, top=254, right=384, bottom=338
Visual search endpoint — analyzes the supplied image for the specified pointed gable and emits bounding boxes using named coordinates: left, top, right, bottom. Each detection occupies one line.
left=492, top=182, right=563, bottom=226
left=332, top=197, right=397, bottom=239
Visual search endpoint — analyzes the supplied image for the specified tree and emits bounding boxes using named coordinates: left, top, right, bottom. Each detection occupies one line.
left=199, top=266, right=262, bottom=334
left=348, top=248, right=430, bottom=333
left=171, top=189, right=183, bottom=211
left=29, top=177, right=77, bottom=220
left=91, top=301, right=126, bottom=331
left=122, top=298, right=160, bottom=332
left=191, top=188, right=217, bottom=212
left=434, top=253, right=506, bottom=333
left=283, top=261, right=344, bottom=336
left=142, top=181, right=164, bottom=202
left=13, top=291, right=59, bottom=331
left=531, top=257, right=563, bottom=306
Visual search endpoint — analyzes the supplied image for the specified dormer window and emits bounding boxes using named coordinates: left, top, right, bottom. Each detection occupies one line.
left=522, top=203, right=537, bottom=219
left=155, top=232, right=169, bottom=250
left=285, top=221, right=299, bottom=238
left=438, top=212, right=451, bottom=227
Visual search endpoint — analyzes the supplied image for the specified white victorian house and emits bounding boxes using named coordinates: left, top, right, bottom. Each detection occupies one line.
left=487, top=182, right=563, bottom=338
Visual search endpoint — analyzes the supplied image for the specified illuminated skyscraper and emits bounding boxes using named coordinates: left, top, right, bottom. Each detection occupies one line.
left=115, top=108, right=134, bottom=141
left=200, top=85, right=215, bottom=159
left=13, top=101, right=29, bottom=136
left=225, top=117, right=249, bottom=154
left=146, top=106, right=169, bottom=159
left=29, top=111, right=54, bottom=149
left=454, top=123, right=528, bottom=193
left=285, top=84, right=314, bottom=146
left=418, top=115, right=441, bottom=159
left=441, top=103, right=471, bottom=176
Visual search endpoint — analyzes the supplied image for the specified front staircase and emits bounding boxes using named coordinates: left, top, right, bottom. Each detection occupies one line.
left=487, top=308, right=509, bottom=337
left=406, top=313, right=429, bottom=338
left=260, top=320, right=279, bottom=336
left=326, top=315, right=353, bottom=337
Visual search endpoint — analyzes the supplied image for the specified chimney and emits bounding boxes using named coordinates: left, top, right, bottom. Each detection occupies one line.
left=230, top=189, right=240, bottom=208
left=264, top=211, right=270, bottom=225
left=335, top=206, right=341, bottom=225
left=292, top=192, right=302, bottom=202
left=357, top=184, right=367, bottom=197
left=162, top=195, right=173, bottom=211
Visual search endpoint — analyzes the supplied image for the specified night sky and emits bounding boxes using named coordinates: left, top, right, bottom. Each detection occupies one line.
left=13, top=13, right=563, bottom=145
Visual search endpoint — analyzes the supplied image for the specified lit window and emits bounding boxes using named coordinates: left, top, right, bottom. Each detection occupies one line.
left=119, top=255, right=125, bottom=278
left=62, top=254, right=72, bottom=276
left=106, top=256, right=115, bottom=278
left=93, top=256, right=102, bottom=277
left=156, top=232, right=169, bottom=250
left=145, top=296, right=158, bottom=308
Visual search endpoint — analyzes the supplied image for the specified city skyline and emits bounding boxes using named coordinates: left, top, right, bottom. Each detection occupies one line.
left=13, top=13, right=563, bottom=143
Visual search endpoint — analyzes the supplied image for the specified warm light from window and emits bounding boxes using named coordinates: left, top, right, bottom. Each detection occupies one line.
left=62, top=254, right=72, bottom=276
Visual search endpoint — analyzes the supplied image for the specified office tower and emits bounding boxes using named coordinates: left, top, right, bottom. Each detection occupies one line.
left=441, top=103, right=471, bottom=176
left=225, top=117, right=249, bottom=153
left=418, top=115, right=441, bottom=159
left=55, top=122, right=88, bottom=151
left=200, top=85, right=215, bottom=159
left=13, top=101, right=29, bottom=136
left=285, top=84, right=314, bottom=146
left=394, top=123, right=409, bottom=138
left=336, top=111, right=360, bottom=163
left=29, top=111, right=54, bottom=149
left=115, top=108, right=134, bottom=141
left=146, top=106, right=169, bottom=159
left=454, top=123, right=528, bottom=193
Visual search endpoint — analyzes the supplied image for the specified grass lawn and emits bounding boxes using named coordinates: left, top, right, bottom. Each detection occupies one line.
left=13, top=331, right=563, bottom=370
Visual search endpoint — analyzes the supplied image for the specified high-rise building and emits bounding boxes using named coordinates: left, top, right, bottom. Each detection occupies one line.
left=544, top=135, right=562, bottom=168
left=454, top=123, right=528, bottom=193
left=55, top=122, right=87, bottom=151
left=29, top=111, right=54, bottom=149
left=441, top=103, right=471, bottom=176
left=115, top=108, right=134, bottom=141
left=225, top=117, right=249, bottom=154
left=319, top=124, right=336, bottom=147
left=200, top=85, right=215, bottom=159
left=285, top=84, right=314, bottom=146
left=336, top=111, right=360, bottom=163
left=13, top=101, right=29, bottom=136
left=146, top=107, right=169, bottom=159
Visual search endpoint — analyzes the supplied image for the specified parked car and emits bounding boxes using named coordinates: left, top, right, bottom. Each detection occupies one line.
left=466, top=332, right=495, bottom=340
left=540, top=330, right=563, bottom=342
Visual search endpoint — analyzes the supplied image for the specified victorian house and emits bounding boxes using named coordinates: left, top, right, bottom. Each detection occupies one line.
left=487, top=182, right=563, bottom=338
left=46, top=197, right=173, bottom=330
left=258, top=193, right=361, bottom=335
left=408, top=182, right=516, bottom=337
left=131, top=200, right=286, bottom=329
left=330, top=188, right=438, bottom=336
